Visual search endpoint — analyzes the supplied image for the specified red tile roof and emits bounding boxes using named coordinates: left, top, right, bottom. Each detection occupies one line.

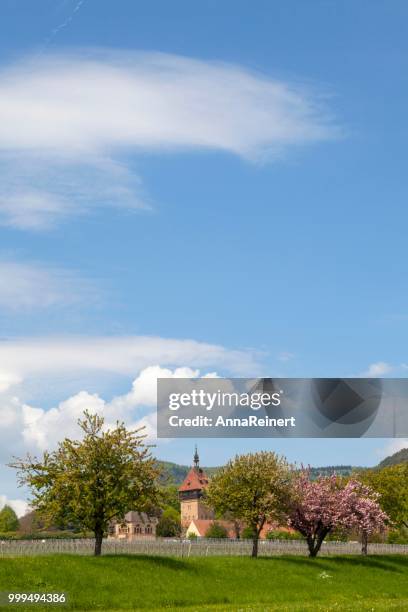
left=189, top=519, right=239, bottom=539
left=188, top=519, right=294, bottom=539
left=179, top=467, right=209, bottom=492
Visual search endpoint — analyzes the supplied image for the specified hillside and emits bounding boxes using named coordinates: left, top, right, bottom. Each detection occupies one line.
left=158, top=447, right=408, bottom=485
left=157, top=461, right=218, bottom=484
left=377, top=447, right=408, bottom=468
left=157, top=460, right=356, bottom=484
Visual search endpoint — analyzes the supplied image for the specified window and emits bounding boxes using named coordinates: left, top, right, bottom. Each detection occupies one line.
left=134, top=525, right=142, bottom=534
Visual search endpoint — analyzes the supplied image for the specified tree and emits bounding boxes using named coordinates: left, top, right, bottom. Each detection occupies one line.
left=9, top=411, right=160, bottom=555
left=205, top=451, right=292, bottom=557
left=358, top=464, right=408, bottom=530
left=156, top=507, right=181, bottom=537
left=342, top=480, right=388, bottom=554
left=0, top=505, right=19, bottom=532
left=205, top=522, right=228, bottom=539
left=288, top=471, right=388, bottom=557
left=288, top=472, right=341, bottom=557
left=159, top=485, right=180, bottom=513
left=222, top=511, right=242, bottom=539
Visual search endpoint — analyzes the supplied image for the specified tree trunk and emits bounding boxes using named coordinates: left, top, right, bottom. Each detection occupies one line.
left=361, top=531, right=368, bottom=555
left=307, top=531, right=327, bottom=558
left=307, top=536, right=318, bottom=557
left=94, top=529, right=103, bottom=556
left=251, top=534, right=259, bottom=558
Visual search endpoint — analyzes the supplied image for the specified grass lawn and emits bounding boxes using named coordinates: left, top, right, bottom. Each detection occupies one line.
left=0, top=554, right=407, bottom=611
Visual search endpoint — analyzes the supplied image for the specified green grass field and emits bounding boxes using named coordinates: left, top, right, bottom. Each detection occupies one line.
left=0, top=555, right=407, bottom=611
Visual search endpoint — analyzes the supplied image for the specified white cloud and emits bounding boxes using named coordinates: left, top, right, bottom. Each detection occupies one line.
left=1, top=365, right=212, bottom=513
left=13, top=365, right=218, bottom=452
left=120, top=365, right=201, bottom=408
left=0, top=260, right=96, bottom=310
left=0, top=190, right=70, bottom=231
left=359, top=361, right=393, bottom=377
left=0, top=335, right=260, bottom=381
left=0, top=335, right=258, bottom=459
left=22, top=391, right=105, bottom=450
left=0, top=153, right=147, bottom=230
left=0, top=370, right=22, bottom=392
left=0, top=50, right=339, bottom=229
left=0, top=495, right=29, bottom=518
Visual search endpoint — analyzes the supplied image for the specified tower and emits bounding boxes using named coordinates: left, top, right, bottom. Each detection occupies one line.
left=179, top=447, right=214, bottom=529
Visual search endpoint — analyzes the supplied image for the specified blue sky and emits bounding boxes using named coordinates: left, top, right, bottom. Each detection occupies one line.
left=0, top=0, right=407, bottom=513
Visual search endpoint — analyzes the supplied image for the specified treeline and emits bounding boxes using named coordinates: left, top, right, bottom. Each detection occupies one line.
left=5, top=410, right=408, bottom=556
left=157, top=461, right=357, bottom=484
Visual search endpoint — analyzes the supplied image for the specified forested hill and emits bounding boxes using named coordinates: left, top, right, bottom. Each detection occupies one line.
left=158, top=447, right=408, bottom=485
left=377, top=448, right=408, bottom=468
left=157, top=461, right=356, bottom=484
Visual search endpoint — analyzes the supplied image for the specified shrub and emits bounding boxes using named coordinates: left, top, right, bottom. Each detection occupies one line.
left=205, top=522, right=228, bottom=539
left=266, top=529, right=303, bottom=541
left=0, top=531, right=93, bottom=540
left=241, top=526, right=256, bottom=540
left=388, top=528, right=408, bottom=545
left=156, top=507, right=181, bottom=538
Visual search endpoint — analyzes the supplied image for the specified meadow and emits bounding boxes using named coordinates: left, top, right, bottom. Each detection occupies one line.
left=0, top=554, right=408, bottom=611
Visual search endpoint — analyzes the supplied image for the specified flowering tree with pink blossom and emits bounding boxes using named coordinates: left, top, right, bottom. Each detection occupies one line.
left=341, top=480, right=389, bottom=554
left=288, top=471, right=388, bottom=557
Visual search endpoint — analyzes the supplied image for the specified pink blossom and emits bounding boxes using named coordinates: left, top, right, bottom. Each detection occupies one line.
left=288, top=471, right=389, bottom=557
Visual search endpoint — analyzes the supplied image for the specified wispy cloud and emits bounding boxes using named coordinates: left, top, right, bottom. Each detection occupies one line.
left=45, top=0, right=86, bottom=48
left=0, top=335, right=261, bottom=383
left=0, top=260, right=96, bottom=310
left=0, top=152, right=147, bottom=230
left=0, top=50, right=340, bottom=229
left=278, top=351, right=295, bottom=362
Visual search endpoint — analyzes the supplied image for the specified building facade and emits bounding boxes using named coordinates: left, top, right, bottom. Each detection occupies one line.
left=109, top=511, right=158, bottom=540
left=179, top=448, right=214, bottom=530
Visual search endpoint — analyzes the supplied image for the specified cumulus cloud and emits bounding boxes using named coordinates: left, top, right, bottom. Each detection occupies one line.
left=22, top=391, right=105, bottom=450
left=0, top=370, right=22, bottom=392
left=0, top=335, right=258, bottom=468
left=121, top=365, right=217, bottom=408
left=7, top=365, right=217, bottom=453
left=0, top=50, right=339, bottom=229
left=0, top=260, right=96, bottom=310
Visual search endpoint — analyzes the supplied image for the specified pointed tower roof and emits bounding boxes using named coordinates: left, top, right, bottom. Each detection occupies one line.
left=179, top=447, right=209, bottom=493
left=193, top=445, right=199, bottom=468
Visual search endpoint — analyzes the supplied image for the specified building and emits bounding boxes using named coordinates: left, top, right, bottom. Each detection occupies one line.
left=179, top=448, right=293, bottom=540
left=179, top=447, right=214, bottom=530
left=186, top=519, right=240, bottom=539
left=109, top=511, right=158, bottom=540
